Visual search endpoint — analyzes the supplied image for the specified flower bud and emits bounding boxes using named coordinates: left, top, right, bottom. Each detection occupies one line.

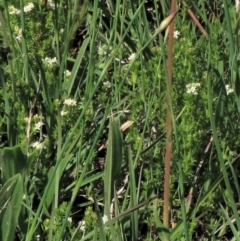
left=154, top=10, right=179, bottom=36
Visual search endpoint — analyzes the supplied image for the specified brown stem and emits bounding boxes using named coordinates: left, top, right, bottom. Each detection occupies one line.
left=182, top=1, right=208, bottom=38
left=163, top=0, right=176, bottom=232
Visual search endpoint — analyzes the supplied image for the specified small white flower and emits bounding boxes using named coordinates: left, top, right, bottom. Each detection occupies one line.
left=63, top=99, right=77, bottom=106
left=102, top=215, right=108, bottom=224
left=103, top=81, right=111, bottom=89
left=43, top=57, right=58, bottom=66
left=225, top=84, right=234, bottom=95
left=173, top=30, right=180, bottom=39
left=35, top=235, right=40, bottom=241
left=16, top=35, right=22, bottom=41
left=186, top=83, right=201, bottom=95
left=14, top=26, right=22, bottom=41
left=68, top=217, right=72, bottom=223
left=24, top=3, right=34, bottom=13
left=47, top=0, right=56, bottom=9
left=35, top=121, right=44, bottom=131
left=64, top=70, right=71, bottom=77
left=79, top=220, right=86, bottom=231
left=98, top=45, right=107, bottom=56
left=128, top=53, right=136, bottom=61
left=8, top=6, right=20, bottom=15
left=31, top=141, right=44, bottom=150
left=60, top=110, right=68, bottom=116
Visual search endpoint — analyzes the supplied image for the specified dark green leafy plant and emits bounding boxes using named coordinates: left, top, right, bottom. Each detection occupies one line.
left=0, top=0, right=240, bottom=240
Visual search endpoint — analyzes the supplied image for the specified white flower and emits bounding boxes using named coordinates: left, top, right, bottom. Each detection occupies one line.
left=186, top=83, right=201, bottom=95
left=43, top=57, right=58, bottom=66
left=16, top=35, right=22, bottom=41
left=68, top=217, right=72, bottom=223
left=237, top=0, right=240, bottom=12
left=35, top=121, right=44, bottom=131
left=60, top=110, right=68, bottom=116
left=47, top=0, right=56, bottom=9
left=103, top=81, right=111, bottom=89
left=31, top=141, right=44, bottom=150
left=64, top=70, right=71, bottom=77
left=8, top=6, right=20, bottom=15
left=35, top=235, right=40, bottom=241
left=173, top=30, right=180, bottom=39
left=98, top=45, right=107, bottom=56
left=63, top=99, right=77, bottom=106
left=128, top=53, right=136, bottom=61
left=225, top=84, right=234, bottom=95
left=14, top=26, right=22, bottom=41
left=102, top=215, right=108, bottom=224
left=24, top=3, right=34, bottom=13
left=79, top=220, right=86, bottom=231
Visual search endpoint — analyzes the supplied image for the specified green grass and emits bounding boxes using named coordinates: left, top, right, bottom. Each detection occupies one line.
left=0, top=0, right=240, bottom=240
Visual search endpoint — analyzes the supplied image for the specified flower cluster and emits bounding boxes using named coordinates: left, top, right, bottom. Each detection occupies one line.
left=60, top=110, right=68, bottom=116
left=173, top=30, right=180, bottom=39
left=8, top=6, right=20, bottom=15
left=56, top=99, right=78, bottom=117
left=14, top=26, right=22, bottom=41
left=46, top=0, right=56, bottom=9
left=43, top=57, right=58, bottom=67
left=63, top=99, right=77, bottom=106
left=103, top=81, right=111, bottom=89
left=8, top=3, right=34, bottom=15
left=31, top=141, right=44, bottom=150
left=128, top=53, right=136, bottom=61
left=24, top=3, right=34, bottom=13
left=64, top=70, right=71, bottom=77
left=225, top=84, right=234, bottom=95
left=78, top=215, right=108, bottom=232
left=102, top=215, right=108, bottom=224
left=79, top=220, right=86, bottom=231
left=186, top=83, right=201, bottom=95
left=35, top=121, right=44, bottom=131
left=98, top=45, right=108, bottom=56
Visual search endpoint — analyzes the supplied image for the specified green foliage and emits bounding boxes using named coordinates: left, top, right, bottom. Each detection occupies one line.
left=0, top=0, right=240, bottom=240
left=0, top=174, right=23, bottom=241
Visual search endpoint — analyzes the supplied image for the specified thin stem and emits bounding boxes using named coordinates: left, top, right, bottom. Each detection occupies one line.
left=163, top=0, right=176, bottom=231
